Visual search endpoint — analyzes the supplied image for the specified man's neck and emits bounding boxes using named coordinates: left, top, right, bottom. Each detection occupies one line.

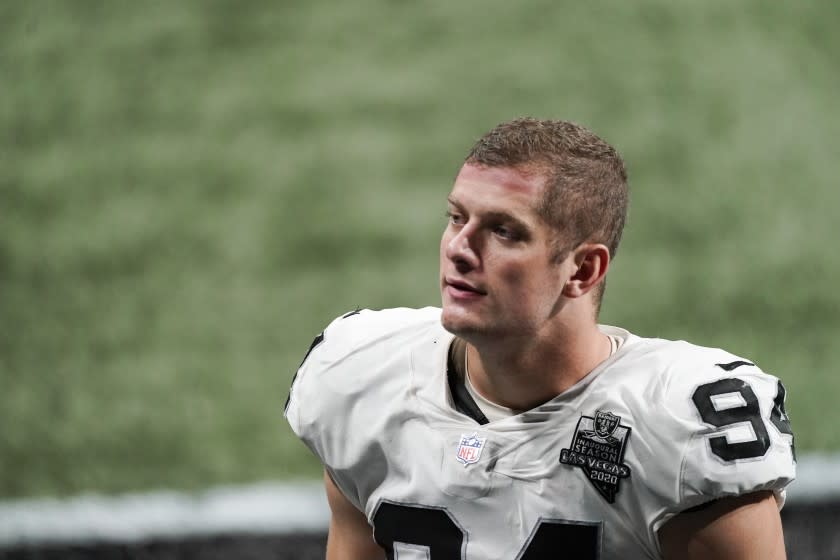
left=464, top=321, right=612, bottom=412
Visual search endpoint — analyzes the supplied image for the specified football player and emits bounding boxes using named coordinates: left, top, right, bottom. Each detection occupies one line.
left=285, top=118, right=796, bottom=559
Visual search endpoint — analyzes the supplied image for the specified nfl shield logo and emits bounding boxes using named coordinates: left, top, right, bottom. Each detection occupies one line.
left=456, top=432, right=486, bottom=466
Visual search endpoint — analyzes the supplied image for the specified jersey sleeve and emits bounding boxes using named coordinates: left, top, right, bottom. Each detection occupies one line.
left=283, top=309, right=372, bottom=508
left=662, top=348, right=796, bottom=513
left=283, top=306, right=442, bottom=511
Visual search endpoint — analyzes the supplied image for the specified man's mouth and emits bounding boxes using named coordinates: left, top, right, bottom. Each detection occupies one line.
left=445, top=278, right=487, bottom=296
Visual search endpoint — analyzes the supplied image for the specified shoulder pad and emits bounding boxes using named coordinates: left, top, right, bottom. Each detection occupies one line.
left=284, top=307, right=442, bottom=466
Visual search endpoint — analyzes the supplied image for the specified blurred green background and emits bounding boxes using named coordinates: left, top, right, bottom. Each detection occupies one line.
left=2, top=0, right=838, bottom=499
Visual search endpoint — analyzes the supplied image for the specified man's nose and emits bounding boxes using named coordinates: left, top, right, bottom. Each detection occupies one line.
left=446, top=227, right=480, bottom=269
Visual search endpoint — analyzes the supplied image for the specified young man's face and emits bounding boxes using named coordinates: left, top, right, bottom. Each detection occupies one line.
left=439, top=163, right=577, bottom=339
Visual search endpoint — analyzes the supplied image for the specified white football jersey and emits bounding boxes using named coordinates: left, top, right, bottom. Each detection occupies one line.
left=285, top=307, right=796, bottom=559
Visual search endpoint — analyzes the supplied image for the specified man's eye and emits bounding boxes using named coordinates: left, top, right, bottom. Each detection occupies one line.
left=494, top=226, right=515, bottom=239
left=445, top=211, right=464, bottom=225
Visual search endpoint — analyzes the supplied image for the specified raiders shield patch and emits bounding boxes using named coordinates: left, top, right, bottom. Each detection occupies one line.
left=559, top=411, right=632, bottom=503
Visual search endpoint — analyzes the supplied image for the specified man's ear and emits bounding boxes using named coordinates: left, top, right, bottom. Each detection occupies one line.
left=561, top=244, right=610, bottom=298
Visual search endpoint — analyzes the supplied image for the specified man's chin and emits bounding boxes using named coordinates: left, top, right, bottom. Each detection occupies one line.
left=440, top=308, right=481, bottom=337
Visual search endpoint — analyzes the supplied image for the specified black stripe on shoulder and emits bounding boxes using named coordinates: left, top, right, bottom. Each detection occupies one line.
left=715, top=360, right=755, bottom=372
left=341, top=308, right=363, bottom=319
left=298, top=332, right=325, bottom=368
left=284, top=331, right=326, bottom=414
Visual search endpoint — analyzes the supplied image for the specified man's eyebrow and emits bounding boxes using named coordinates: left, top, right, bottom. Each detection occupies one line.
left=483, top=211, right=530, bottom=229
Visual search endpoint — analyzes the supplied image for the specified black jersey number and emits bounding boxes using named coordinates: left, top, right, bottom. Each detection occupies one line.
left=769, top=380, right=796, bottom=459
left=373, top=502, right=601, bottom=559
left=692, top=378, right=793, bottom=462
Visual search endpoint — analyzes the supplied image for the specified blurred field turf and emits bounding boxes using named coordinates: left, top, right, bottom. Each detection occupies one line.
left=2, top=0, right=838, bottom=498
